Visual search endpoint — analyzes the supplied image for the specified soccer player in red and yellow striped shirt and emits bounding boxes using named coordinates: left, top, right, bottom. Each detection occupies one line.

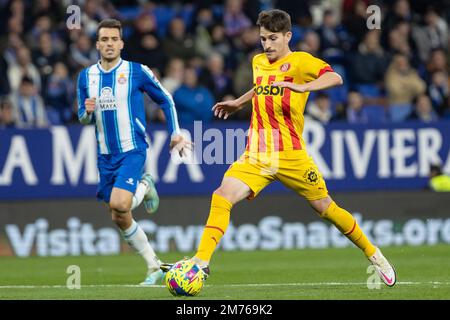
left=180, top=9, right=396, bottom=287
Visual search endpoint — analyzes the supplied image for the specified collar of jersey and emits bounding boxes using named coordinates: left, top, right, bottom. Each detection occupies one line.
left=97, top=58, right=123, bottom=73
left=267, top=51, right=295, bottom=65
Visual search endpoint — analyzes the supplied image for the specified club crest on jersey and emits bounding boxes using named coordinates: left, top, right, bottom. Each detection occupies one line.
left=118, top=73, right=127, bottom=84
left=280, top=63, right=291, bottom=72
left=98, top=87, right=117, bottom=111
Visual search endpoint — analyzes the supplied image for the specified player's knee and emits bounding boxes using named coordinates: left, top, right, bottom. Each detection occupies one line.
left=109, top=199, right=131, bottom=214
left=310, top=197, right=333, bottom=216
left=213, top=187, right=234, bottom=203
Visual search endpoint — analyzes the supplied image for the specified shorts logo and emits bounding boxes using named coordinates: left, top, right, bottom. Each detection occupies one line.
left=125, top=178, right=134, bottom=185
left=280, top=63, right=290, bottom=72
left=303, top=167, right=319, bottom=185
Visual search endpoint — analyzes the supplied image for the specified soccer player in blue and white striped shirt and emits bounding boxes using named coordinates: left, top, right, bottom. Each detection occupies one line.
left=77, top=19, right=192, bottom=285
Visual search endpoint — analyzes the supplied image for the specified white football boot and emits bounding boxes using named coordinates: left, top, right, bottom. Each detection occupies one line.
left=368, top=247, right=397, bottom=287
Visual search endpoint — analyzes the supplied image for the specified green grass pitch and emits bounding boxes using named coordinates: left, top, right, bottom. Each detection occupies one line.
left=0, top=245, right=449, bottom=300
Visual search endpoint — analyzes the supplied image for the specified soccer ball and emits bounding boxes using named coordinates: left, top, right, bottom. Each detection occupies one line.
left=165, top=260, right=205, bottom=296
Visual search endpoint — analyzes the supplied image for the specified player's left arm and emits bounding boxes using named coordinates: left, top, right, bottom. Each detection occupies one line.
left=273, top=53, right=343, bottom=93
left=140, top=65, right=193, bottom=156
left=273, top=71, right=343, bottom=93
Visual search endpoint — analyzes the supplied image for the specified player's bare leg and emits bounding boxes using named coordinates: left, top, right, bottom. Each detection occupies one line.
left=309, top=195, right=396, bottom=286
left=109, top=187, right=163, bottom=285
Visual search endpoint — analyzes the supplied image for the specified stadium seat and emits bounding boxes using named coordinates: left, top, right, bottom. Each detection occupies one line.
left=389, top=104, right=413, bottom=122
left=355, top=84, right=382, bottom=98
left=154, top=6, right=176, bottom=37
left=46, top=109, right=62, bottom=125
left=117, top=6, right=141, bottom=20
left=180, top=5, right=195, bottom=30
left=363, top=105, right=387, bottom=123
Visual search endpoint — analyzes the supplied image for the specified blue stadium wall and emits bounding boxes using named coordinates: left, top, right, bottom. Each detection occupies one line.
left=1, top=121, right=450, bottom=256
left=1, top=120, right=450, bottom=199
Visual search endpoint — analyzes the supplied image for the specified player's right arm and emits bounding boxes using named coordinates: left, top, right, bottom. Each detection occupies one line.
left=77, top=69, right=95, bottom=125
left=212, top=88, right=254, bottom=119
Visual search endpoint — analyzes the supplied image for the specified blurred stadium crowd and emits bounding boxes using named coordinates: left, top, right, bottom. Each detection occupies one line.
left=0, top=0, right=449, bottom=129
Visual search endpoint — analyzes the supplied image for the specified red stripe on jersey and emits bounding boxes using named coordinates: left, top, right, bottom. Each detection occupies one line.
left=246, top=117, right=254, bottom=151
left=254, top=76, right=266, bottom=152
left=265, top=75, right=283, bottom=151
left=281, top=76, right=302, bottom=150
left=318, top=66, right=334, bottom=77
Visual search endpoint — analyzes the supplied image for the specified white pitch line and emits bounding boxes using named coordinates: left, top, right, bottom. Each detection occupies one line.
left=0, top=281, right=450, bottom=289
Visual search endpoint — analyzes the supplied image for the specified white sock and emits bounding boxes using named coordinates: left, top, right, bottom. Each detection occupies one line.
left=131, top=180, right=148, bottom=210
left=121, top=220, right=160, bottom=272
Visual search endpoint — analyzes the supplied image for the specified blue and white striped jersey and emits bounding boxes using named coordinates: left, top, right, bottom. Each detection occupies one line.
left=77, top=58, right=180, bottom=154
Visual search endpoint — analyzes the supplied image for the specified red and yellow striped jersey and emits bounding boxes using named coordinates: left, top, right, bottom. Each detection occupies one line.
left=247, top=51, right=333, bottom=153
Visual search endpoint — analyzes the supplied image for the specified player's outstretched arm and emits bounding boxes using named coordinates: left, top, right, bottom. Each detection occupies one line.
left=273, top=72, right=343, bottom=93
left=212, top=88, right=254, bottom=119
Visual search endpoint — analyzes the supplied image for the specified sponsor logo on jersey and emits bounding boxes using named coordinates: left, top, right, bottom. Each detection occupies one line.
left=98, top=86, right=117, bottom=111
left=254, top=85, right=285, bottom=96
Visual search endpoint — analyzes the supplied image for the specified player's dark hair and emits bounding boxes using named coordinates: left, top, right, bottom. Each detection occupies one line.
left=97, top=19, right=123, bottom=40
left=256, top=9, right=291, bottom=34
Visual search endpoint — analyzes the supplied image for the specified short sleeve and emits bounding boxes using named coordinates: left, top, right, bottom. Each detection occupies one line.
left=298, top=52, right=334, bottom=83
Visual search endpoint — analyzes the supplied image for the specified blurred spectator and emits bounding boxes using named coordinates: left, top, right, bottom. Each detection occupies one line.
left=223, top=0, right=252, bottom=38
left=209, top=24, right=233, bottom=67
left=233, top=49, right=259, bottom=97
left=31, top=0, right=63, bottom=25
left=306, top=93, right=332, bottom=124
left=163, top=17, right=197, bottom=61
left=317, top=9, right=351, bottom=63
left=350, top=30, right=389, bottom=84
left=413, top=7, right=448, bottom=63
left=0, top=97, right=15, bottom=128
left=45, top=62, right=75, bottom=125
left=276, top=0, right=313, bottom=28
left=426, top=48, right=449, bottom=74
left=388, top=20, right=421, bottom=68
left=32, top=32, right=59, bottom=90
left=235, top=26, right=260, bottom=58
left=9, top=76, right=48, bottom=128
left=161, top=58, right=185, bottom=95
left=346, top=91, right=369, bottom=124
left=297, top=31, right=321, bottom=57
left=7, top=46, right=41, bottom=94
left=125, top=12, right=166, bottom=72
left=68, top=33, right=98, bottom=71
left=194, top=7, right=215, bottom=59
left=442, top=96, right=450, bottom=119
left=385, top=53, right=426, bottom=105
left=199, top=51, right=233, bottom=101
left=81, top=0, right=114, bottom=39
left=28, top=15, right=66, bottom=55
left=428, top=71, right=449, bottom=115
left=407, top=94, right=439, bottom=122
left=384, top=0, right=415, bottom=32
left=173, top=67, right=214, bottom=124
left=342, top=0, right=368, bottom=46
left=428, top=164, right=450, bottom=192
left=0, top=55, right=10, bottom=96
